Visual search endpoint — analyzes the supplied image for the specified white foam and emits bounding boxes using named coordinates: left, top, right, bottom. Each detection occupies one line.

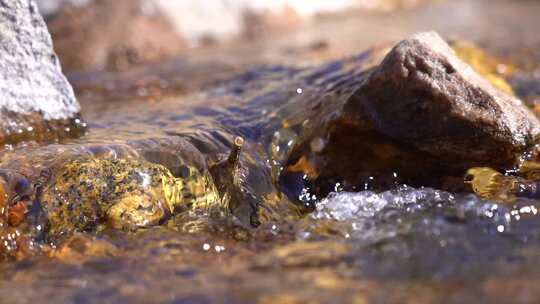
left=313, top=186, right=454, bottom=221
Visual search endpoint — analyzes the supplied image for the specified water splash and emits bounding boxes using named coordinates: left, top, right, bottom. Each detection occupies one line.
left=300, top=186, right=540, bottom=243
left=290, top=186, right=540, bottom=280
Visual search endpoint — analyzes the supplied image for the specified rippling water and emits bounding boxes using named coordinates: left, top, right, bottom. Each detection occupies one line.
left=1, top=0, right=540, bottom=303
left=303, top=187, right=540, bottom=278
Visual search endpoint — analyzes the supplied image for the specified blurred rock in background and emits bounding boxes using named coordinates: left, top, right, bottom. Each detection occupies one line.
left=42, top=0, right=185, bottom=72
left=36, top=0, right=431, bottom=73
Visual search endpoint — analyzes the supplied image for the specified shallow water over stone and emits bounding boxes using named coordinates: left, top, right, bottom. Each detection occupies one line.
left=1, top=0, right=540, bottom=303
left=4, top=186, right=540, bottom=303
left=303, top=187, right=540, bottom=278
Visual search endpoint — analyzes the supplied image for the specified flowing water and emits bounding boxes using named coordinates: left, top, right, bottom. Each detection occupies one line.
left=1, top=0, right=540, bottom=303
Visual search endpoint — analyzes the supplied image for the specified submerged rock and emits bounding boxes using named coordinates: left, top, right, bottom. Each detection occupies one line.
left=40, top=157, right=221, bottom=243
left=0, top=0, right=82, bottom=145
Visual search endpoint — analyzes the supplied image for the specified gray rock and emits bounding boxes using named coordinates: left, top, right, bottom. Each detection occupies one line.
left=0, top=0, right=81, bottom=145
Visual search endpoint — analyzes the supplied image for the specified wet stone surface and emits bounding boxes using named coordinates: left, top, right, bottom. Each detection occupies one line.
left=1, top=0, right=540, bottom=303
left=3, top=31, right=537, bottom=254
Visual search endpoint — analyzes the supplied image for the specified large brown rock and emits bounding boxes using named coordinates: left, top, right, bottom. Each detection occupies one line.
left=284, top=32, right=540, bottom=192
left=347, top=31, right=540, bottom=167
left=0, top=0, right=81, bottom=146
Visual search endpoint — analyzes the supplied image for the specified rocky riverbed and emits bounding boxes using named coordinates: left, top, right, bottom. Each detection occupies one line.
left=1, top=0, right=540, bottom=303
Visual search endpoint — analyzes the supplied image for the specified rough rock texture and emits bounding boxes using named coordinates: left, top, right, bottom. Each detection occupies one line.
left=46, top=0, right=185, bottom=72
left=347, top=32, right=540, bottom=166
left=0, top=0, right=81, bottom=145
left=284, top=32, right=540, bottom=193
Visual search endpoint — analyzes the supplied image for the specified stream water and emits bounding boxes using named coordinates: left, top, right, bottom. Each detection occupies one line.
left=1, top=0, right=540, bottom=303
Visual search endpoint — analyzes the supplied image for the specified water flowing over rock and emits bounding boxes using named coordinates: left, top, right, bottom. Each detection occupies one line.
left=2, top=0, right=540, bottom=301
left=0, top=0, right=81, bottom=145
left=1, top=28, right=539, bottom=259
left=284, top=32, right=540, bottom=194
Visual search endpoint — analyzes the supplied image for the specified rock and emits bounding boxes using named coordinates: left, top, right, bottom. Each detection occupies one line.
left=45, top=0, right=185, bottom=72
left=283, top=32, right=540, bottom=193
left=241, top=5, right=302, bottom=40
left=451, top=40, right=515, bottom=96
left=355, top=0, right=428, bottom=11
left=2, top=29, right=539, bottom=256
left=348, top=32, right=540, bottom=167
left=0, top=0, right=81, bottom=146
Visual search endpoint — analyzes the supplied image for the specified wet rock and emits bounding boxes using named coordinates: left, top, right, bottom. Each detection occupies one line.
left=0, top=0, right=81, bottom=146
left=349, top=32, right=540, bottom=165
left=2, top=29, right=539, bottom=258
left=284, top=32, right=540, bottom=193
left=45, top=0, right=185, bottom=72
left=451, top=40, right=515, bottom=96
left=48, top=234, right=120, bottom=263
